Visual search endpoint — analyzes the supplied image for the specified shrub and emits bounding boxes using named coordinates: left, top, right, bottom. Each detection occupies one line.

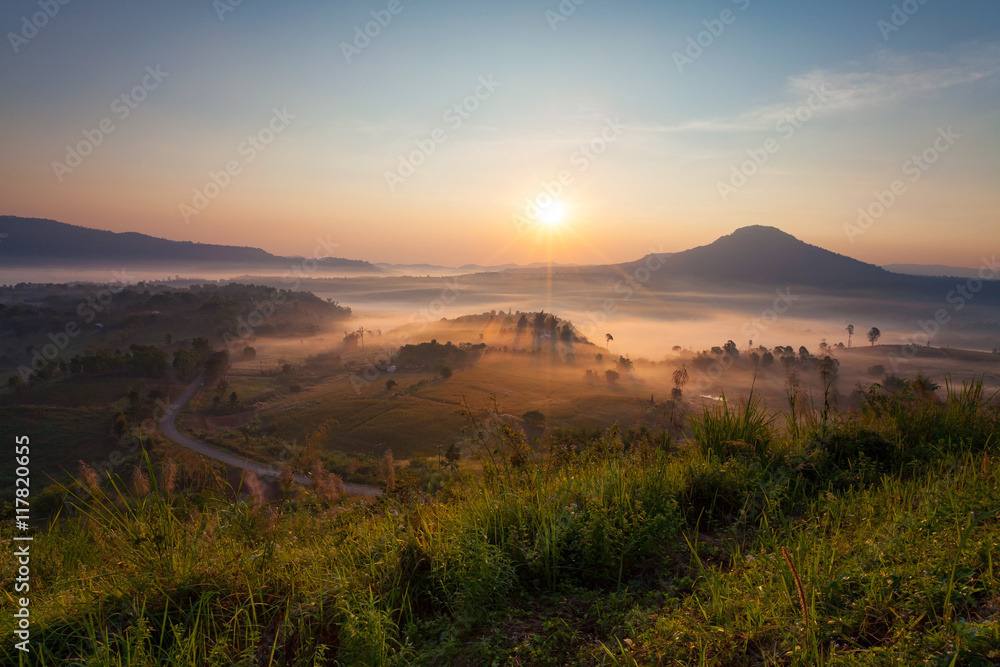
left=689, top=392, right=774, bottom=459
left=522, top=410, right=545, bottom=428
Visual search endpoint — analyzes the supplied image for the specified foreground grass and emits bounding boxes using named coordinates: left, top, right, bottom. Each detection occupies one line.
left=2, top=380, right=999, bottom=665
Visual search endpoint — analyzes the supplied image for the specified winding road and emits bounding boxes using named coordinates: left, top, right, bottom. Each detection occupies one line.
left=162, top=375, right=382, bottom=497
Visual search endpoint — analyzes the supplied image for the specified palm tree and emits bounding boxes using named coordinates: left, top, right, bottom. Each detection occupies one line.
left=846, top=324, right=854, bottom=348
left=605, top=333, right=614, bottom=349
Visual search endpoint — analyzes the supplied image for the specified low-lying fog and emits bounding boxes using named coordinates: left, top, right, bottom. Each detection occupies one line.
left=292, top=273, right=1000, bottom=360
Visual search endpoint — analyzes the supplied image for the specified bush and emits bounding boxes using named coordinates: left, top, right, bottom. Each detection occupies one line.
left=689, top=392, right=774, bottom=459
left=522, top=410, right=545, bottom=428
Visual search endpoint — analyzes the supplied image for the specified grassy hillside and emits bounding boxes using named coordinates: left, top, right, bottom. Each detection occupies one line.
left=3, top=377, right=998, bottom=665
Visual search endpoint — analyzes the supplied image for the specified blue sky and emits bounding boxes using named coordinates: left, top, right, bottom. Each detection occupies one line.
left=1, top=0, right=998, bottom=265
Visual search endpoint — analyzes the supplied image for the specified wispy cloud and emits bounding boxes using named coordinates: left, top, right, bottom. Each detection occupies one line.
left=651, top=46, right=1000, bottom=134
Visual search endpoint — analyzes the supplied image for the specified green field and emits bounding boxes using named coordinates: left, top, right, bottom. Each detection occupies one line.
left=3, top=377, right=999, bottom=665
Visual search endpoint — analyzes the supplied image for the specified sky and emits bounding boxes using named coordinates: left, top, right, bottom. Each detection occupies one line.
left=1, top=0, right=998, bottom=267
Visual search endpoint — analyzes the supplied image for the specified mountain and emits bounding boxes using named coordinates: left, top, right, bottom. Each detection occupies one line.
left=883, top=263, right=982, bottom=279
left=619, top=226, right=910, bottom=289
left=0, top=216, right=383, bottom=273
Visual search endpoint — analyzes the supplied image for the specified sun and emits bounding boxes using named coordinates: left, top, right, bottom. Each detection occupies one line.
left=536, top=200, right=566, bottom=227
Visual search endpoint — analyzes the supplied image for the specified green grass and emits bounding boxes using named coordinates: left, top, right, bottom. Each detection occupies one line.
left=0, top=405, right=118, bottom=497
left=2, top=380, right=999, bottom=665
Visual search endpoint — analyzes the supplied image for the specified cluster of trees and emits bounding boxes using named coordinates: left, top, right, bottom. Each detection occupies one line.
left=8, top=337, right=230, bottom=390
left=171, top=337, right=228, bottom=381
left=685, top=339, right=842, bottom=384
left=7, top=343, right=169, bottom=389
left=0, top=282, right=351, bottom=381
left=393, top=340, right=486, bottom=374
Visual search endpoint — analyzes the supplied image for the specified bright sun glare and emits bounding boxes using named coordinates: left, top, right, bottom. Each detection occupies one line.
left=536, top=200, right=566, bottom=226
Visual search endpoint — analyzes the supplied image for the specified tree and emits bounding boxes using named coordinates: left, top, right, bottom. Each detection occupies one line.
left=867, top=327, right=881, bottom=346
left=444, top=443, right=461, bottom=471
left=439, top=365, right=452, bottom=379
left=846, top=324, right=854, bottom=348
left=671, top=364, right=689, bottom=400
left=817, top=356, right=839, bottom=385
left=172, top=348, right=198, bottom=379
left=204, top=350, right=229, bottom=383
left=605, top=333, right=613, bottom=348
left=229, top=391, right=238, bottom=407
left=605, top=369, right=620, bottom=385
left=522, top=410, right=545, bottom=428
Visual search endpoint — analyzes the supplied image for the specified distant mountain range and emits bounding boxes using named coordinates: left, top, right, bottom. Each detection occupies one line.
left=883, top=263, right=984, bottom=278
left=0, top=216, right=383, bottom=273
left=1, top=217, right=994, bottom=295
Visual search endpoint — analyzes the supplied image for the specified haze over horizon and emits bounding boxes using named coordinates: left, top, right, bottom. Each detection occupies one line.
left=2, top=0, right=998, bottom=268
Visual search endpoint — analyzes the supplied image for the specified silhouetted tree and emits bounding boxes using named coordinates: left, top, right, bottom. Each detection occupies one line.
left=605, top=333, right=613, bottom=348
left=444, top=443, right=461, bottom=471
left=671, top=364, right=689, bottom=400
left=867, top=327, right=881, bottom=346
left=817, top=356, right=839, bottom=385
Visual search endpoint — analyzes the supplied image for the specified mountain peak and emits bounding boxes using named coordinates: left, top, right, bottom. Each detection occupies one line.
left=726, top=225, right=798, bottom=241
left=621, top=225, right=896, bottom=289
